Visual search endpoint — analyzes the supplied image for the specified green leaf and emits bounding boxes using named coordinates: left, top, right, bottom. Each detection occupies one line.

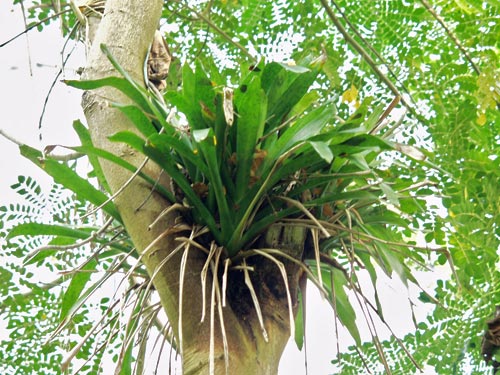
left=108, top=131, right=147, bottom=150
left=194, top=59, right=217, bottom=114
left=7, top=222, right=91, bottom=240
left=294, top=288, right=305, bottom=350
left=59, top=259, right=98, bottom=321
left=169, top=62, right=215, bottom=131
left=261, top=61, right=320, bottom=132
left=380, top=182, right=400, bottom=206
left=317, top=265, right=361, bottom=346
left=263, top=103, right=334, bottom=173
left=309, top=141, right=333, bottom=163
left=148, top=133, right=209, bottom=177
left=194, top=127, right=234, bottom=241
left=357, top=252, right=384, bottom=320
left=72, top=144, right=176, bottom=203
left=266, top=63, right=320, bottom=129
left=20, top=145, right=121, bottom=221
left=289, top=90, right=321, bottom=118
left=192, top=128, right=211, bottom=142
left=65, top=76, right=150, bottom=114
left=73, top=120, right=111, bottom=193
left=234, top=75, right=267, bottom=200
left=142, top=144, right=222, bottom=243
left=113, top=104, right=158, bottom=137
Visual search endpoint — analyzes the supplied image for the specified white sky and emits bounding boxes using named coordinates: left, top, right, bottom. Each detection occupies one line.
left=0, top=2, right=445, bottom=374
left=0, top=2, right=84, bottom=204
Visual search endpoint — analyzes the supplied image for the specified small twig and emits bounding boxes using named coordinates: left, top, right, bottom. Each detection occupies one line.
left=62, top=229, right=127, bottom=275
left=69, top=0, right=87, bottom=26
left=38, top=24, right=79, bottom=141
left=0, top=128, right=23, bottom=146
left=382, top=108, right=407, bottom=139
left=173, top=0, right=256, bottom=62
left=61, top=298, right=120, bottom=371
left=369, top=96, right=401, bottom=135
left=0, top=9, right=70, bottom=48
left=319, top=0, right=416, bottom=116
left=80, top=156, right=150, bottom=220
left=420, top=0, right=480, bottom=75
left=329, top=1, right=413, bottom=99
left=1, top=130, right=84, bottom=161
left=18, top=0, right=33, bottom=76
left=24, top=216, right=114, bottom=264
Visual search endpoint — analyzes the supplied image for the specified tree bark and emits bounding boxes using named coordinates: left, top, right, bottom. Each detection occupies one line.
left=81, top=1, right=305, bottom=373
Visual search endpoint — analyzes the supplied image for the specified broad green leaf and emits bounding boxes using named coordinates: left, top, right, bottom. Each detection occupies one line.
left=357, top=251, right=385, bottom=320
left=266, top=64, right=321, bottom=129
left=263, top=103, right=334, bottom=173
left=380, top=182, right=400, bottom=206
left=182, top=62, right=196, bottom=104
left=194, top=127, right=234, bottom=242
left=288, top=90, right=321, bottom=118
left=194, top=59, right=217, bottom=114
left=142, top=144, right=222, bottom=243
left=72, top=144, right=176, bottom=203
left=331, top=268, right=361, bottom=346
left=309, top=141, right=334, bottom=163
left=59, top=259, right=98, bottom=321
left=113, top=104, right=158, bottom=137
left=170, top=62, right=215, bottom=131
left=108, top=131, right=206, bottom=214
left=148, top=133, right=210, bottom=177
left=294, top=288, right=305, bottom=350
left=65, top=76, right=150, bottom=114
left=8, top=222, right=92, bottom=240
left=192, top=128, right=211, bottom=142
left=166, top=91, right=204, bottom=130
left=20, top=145, right=121, bottom=221
left=108, top=131, right=147, bottom=150
left=234, top=75, right=267, bottom=201
left=73, top=120, right=111, bottom=193
left=261, top=61, right=320, bottom=132
left=317, top=266, right=361, bottom=346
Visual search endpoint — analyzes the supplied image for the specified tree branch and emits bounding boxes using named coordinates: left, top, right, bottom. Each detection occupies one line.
left=420, top=0, right=481, bottom=75
left=319, top=0, right=417, bottom=115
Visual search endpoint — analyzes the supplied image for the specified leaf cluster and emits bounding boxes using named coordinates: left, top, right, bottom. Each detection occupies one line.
left=63, top=44, right=443, bottom=367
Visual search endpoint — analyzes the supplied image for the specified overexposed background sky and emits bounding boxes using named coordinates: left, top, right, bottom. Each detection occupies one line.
left=0, top=2, right=84, bottom=203
left=0, top=2, right=445, bottom=374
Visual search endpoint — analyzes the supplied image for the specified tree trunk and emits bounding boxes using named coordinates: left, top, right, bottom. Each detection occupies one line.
left=81, top=1, right=305, bottom=373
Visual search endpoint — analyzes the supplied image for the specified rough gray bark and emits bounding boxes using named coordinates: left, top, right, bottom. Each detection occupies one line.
left=81, top=1, right=306, bottom=373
